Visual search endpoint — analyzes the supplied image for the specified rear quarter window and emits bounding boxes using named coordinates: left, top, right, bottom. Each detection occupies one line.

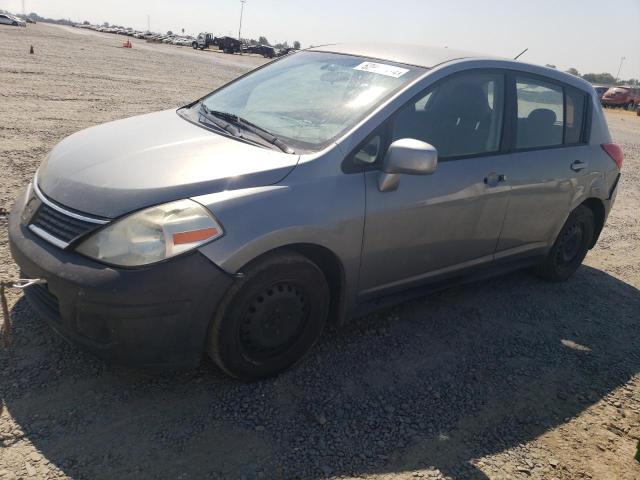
left=565, top=87, right=587, bottom=144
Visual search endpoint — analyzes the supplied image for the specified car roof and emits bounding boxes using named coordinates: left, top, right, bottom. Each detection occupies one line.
left=307, top=43, right=497, bottom=68
left=306, top=43, right=598, bottom=95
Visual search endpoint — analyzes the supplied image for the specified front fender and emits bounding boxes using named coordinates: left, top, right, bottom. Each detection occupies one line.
left=192, top=169, right=365, bottom=313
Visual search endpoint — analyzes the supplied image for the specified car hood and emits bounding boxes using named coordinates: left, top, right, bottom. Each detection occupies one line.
left=37, top=109, right=299, bottom=218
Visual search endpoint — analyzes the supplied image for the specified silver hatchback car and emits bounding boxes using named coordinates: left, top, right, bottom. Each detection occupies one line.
left=9, top=44, right=623, bottom=380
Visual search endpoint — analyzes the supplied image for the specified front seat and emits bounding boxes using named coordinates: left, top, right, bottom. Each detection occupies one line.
left=427, top=82, right=493, bottom=157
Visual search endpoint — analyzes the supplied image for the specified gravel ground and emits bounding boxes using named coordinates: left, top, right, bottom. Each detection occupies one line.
left=1, top=23, right=639, bottom=480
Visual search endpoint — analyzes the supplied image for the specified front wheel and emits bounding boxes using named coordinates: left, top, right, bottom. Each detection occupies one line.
left=535, top=205, right=594, bottom=282
left=207, top=251, right=329, bottom=380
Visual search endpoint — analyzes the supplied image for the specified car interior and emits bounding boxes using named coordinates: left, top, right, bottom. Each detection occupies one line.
left=392, top=74, right=503, bottom=157
left=517, top=108, right=563, bottom=148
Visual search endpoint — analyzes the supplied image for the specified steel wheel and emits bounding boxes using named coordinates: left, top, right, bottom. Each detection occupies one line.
left=239, top=282, right=311, bottom=361
left=207, top=251, right=329, bottom=380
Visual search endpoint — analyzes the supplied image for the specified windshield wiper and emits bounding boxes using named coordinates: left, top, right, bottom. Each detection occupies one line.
left=199, top=103, right=242, bottom=137
left=200, top=104, right=295, bottom=154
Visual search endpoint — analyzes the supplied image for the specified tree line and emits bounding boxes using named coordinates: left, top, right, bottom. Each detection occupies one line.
left=547, top=65, right=638, bottom=87
left=247, top=36, right=301, bottom=50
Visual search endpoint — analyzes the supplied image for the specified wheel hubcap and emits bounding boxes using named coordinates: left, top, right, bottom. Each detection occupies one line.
left=239, top=283, right=310, bottom=360
left=558, top=223, right=584, bottom=265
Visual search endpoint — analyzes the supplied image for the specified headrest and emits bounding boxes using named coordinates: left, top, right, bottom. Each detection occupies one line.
left=527, top=108, right=557, bottom=125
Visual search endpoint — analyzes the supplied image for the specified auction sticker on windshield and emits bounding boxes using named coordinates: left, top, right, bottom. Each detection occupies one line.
left=354, top=62, right=409, bottom=78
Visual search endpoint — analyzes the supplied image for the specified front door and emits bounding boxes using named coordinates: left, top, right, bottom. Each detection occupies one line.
left=358, top=70, right=511, bottom=297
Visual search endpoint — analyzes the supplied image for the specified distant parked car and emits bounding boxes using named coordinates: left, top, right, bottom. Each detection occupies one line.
left=0, top=14, right=26, bottom=26
left=250, top=44, right=277, bottom=58
left=601, top=86, right=640, bottom=110
left=173, top=37, right=192, bottom=46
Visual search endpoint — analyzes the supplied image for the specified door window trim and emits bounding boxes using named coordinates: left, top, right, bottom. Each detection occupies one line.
left=509, top=72, right=592, bottom=153
left=342, top=68, right=593, bottom=173
left=343, top=68, right=510, bottom=172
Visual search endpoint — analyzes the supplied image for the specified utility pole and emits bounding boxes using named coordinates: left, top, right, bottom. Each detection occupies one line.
left=147, top=14, right=150, bottom=32
left=238, top=0, right=246, bottom=54
left=615, top=56, right=626, bottom=84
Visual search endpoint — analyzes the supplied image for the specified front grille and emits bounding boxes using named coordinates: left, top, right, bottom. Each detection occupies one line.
left=25, top=283, right=61, bottom=322
left=30, top=203, right=99, bottom=244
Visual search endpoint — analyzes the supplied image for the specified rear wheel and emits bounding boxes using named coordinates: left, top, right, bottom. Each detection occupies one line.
left=207, top=251, right=329, bottom=380
left=535, top=205, right=594, bottom=282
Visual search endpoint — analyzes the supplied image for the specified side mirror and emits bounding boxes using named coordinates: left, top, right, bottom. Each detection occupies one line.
left=378, top=139, right=438, bottom=192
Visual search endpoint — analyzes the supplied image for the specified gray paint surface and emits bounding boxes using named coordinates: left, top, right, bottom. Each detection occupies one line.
left=37, top=109, right=299, bottom=218
left=31, top=44, right=620, bottom=316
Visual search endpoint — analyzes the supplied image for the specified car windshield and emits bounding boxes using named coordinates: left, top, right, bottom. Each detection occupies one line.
left=197, top=51, right=424, bottom=152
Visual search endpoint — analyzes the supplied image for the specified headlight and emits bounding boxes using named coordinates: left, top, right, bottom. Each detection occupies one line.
left=76, top=199, right=223, bottom=266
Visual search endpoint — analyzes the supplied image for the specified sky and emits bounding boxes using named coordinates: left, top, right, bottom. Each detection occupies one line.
left=2, top=0, right=639, bottom=79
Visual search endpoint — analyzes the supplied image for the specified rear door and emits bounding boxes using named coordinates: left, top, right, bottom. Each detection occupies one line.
left=496, top=75, right=591, bottom=257
left=358, top=70, right=512, bottom=297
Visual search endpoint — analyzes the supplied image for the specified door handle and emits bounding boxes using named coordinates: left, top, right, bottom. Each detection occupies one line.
left=571, top=160, right=588, bottom=172
left=484, top=173, right=507, bottom=186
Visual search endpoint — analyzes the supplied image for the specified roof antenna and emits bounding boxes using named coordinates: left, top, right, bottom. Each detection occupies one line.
left=514, top=48, right=528, bottom=60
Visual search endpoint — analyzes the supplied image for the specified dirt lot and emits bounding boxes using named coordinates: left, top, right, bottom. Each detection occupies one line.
left=1, top=23, right=639, bottom=480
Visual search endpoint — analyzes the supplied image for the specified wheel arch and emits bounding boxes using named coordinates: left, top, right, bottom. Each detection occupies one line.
left=238, top=243, right=348, bottom=326
left=580, top=197, right=606, bottom=248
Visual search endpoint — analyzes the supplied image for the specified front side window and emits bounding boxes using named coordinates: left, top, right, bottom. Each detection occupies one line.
left=516, top=78, right=564, bottom=149
left=391, top=72, right=505, bottom=158
left=198, top=51, right=423, bottom=152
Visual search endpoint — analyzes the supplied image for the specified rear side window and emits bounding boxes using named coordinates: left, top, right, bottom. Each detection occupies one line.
left=565, top=87, right=586, bottom=144
left=392, top=71, right=505, bottom=158
left=516, top=78, right=563, bottom=149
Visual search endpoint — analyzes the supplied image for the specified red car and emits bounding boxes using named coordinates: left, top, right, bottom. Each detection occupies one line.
left=601, top=86, right=640, bottom=110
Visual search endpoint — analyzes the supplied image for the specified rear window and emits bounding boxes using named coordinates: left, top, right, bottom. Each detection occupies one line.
left=516, top=76, right=589, bottom=149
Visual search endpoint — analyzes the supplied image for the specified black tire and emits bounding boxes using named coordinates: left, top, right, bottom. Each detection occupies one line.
left=192, top=42, right=197, bottom=49
left=535, top=205, right=594, bottom=282
left=207, top=251, right=329, bottom=380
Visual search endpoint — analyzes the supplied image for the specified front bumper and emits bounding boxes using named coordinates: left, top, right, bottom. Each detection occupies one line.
left=8, top=187, right=234, bottom=368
